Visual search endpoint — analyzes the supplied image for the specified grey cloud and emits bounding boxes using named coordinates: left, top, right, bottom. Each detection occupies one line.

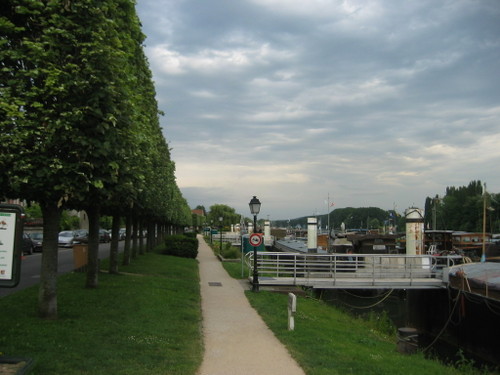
left=137, top=0, right=500, bottom=219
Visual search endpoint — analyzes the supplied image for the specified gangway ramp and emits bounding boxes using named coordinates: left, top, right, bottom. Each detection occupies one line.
left=245, top=252, right=462, bottom=289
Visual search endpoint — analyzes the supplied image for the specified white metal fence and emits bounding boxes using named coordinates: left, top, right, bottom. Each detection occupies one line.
left=244, top=252, right=463, bottom=289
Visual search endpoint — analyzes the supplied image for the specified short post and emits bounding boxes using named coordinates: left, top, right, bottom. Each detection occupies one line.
left=288, top=293, right=297, bottom=331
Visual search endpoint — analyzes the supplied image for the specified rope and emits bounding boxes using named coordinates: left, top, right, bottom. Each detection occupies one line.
left=335, top=289, right=395, bottom=310
left=447, top=288, right=462, bottom=326
left=485, top=299, right=500, bottom=316
left=423, top=289, right=462, bottom=352
left=457, top=282, right=500, bottom=317
left=342, top=289, right=395, bottom=299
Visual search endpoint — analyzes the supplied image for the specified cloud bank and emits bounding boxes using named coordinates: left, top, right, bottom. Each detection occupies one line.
left=136, top=0, right=500, bottom=220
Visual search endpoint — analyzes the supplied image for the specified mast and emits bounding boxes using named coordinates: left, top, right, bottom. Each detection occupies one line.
left=481, top=183, right=487, bottom=262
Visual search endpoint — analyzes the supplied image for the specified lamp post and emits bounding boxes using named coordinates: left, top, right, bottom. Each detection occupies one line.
left=210, top=220, right=213, bottom=244
left=219, top=216, right=223, bottom=254
left=249, top=196, right=261, bottom=292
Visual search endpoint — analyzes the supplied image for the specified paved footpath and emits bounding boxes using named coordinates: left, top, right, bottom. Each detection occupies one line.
left=196, top=235, right=306, bottom=375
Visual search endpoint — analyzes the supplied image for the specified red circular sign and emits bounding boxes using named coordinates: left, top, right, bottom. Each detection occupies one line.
left=249, top=233, right=263, bottom=247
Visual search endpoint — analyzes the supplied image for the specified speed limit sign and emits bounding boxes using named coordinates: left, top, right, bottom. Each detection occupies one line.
left=249, top=233, right=263, bottom=247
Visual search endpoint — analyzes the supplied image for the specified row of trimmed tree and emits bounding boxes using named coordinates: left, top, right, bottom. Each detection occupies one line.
left=0, top=0, right=192, bottom=319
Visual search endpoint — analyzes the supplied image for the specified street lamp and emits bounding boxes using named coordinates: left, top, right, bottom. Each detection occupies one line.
left=249, top=196, right=261, bottom=292
left=219, top=216, right=223, bottom=254
left=209, top=220, right=213, bottom=244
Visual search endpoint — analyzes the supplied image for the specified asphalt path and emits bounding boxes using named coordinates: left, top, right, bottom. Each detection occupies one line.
left=0, top=241, right=125, bottom=298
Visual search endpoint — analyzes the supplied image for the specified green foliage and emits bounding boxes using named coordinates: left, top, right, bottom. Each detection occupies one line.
left=164, top=235, right=199, bottom=259
left=221, top=242, right=241, bottom=259
left=207, top=204, right=241, bottom=227
left=0, top=0, right=193, bottom=318
left=223, top=248, right=240, bottom=259
left=424, top=180, right=500, bottom=232
left=24, top=203, right=42, bottom=219
left=192, top=212, right=206, bottom=228
left=60, top=211, right=80, bottom=230
left=0, top=0, right=192, bottom=223
left=362, top=310, right=396, bottom=337
left=99, top=215, right=113, bottom=230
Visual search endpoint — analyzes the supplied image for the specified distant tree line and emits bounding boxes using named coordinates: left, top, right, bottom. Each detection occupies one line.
left=424, top=180, right=500, bottom=233
left=0, top=0, right=191, bottom=319
left=274, top=207, right=398, bottom=233
left=272, top=180, right=500, bottom=235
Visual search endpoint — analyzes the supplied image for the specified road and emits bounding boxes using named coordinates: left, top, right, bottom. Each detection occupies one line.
left=0, top=241, right=124, bottom=298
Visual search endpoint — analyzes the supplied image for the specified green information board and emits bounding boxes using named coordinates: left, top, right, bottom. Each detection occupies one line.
left=0, top=204, right=24, bottom=288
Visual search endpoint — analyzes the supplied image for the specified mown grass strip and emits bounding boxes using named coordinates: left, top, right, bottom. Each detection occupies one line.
left=0, top=251, right=202, bottom=375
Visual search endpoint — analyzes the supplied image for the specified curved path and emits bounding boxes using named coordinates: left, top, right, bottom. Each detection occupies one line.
left=197, top=235, right=305, bottom=375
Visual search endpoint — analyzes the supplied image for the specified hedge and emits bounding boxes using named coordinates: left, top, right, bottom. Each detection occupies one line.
left=163, top=235, right=199, bottom=259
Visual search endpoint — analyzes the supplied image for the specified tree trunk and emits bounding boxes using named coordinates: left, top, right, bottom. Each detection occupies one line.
left=139, top=220, right=145, bottom=255
left=38, top=201, right=61, bottom=319
left=86, top=205, right=100, bottom=288
left=122, top=213, right=132, bottom=266
left=148, top=222, right=155, bottom=251
left=132, top=215, right=138, bottom=259
left=109, top=214, right=120, bottom=274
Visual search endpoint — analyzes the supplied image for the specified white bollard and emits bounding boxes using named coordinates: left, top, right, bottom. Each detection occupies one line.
left=288, top=293, right=297, bottom=331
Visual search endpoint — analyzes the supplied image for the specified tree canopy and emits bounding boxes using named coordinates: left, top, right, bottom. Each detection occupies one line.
left=425, top=180, right=500, bottom=233
left=0, top=0, right=191, bottom=318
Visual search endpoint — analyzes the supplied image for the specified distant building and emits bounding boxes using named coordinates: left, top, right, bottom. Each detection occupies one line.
left=191, top=208, right=205, bottom=216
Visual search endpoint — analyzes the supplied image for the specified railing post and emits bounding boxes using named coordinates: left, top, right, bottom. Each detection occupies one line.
left=372, top=256, right=376, bottom=285
left=276, top=253, right=279, bottom=278
left=333, top=254, right=336, bottom=284
left=293, top=254, right=297, bottom=285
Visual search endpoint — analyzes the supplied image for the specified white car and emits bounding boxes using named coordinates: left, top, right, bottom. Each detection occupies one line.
left=58, top=231, right=76, bottom=248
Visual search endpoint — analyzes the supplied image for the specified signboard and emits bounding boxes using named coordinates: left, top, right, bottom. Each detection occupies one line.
left=0, top=204, right=24, bottom=288
left=249, top=233, right=263, bottom=247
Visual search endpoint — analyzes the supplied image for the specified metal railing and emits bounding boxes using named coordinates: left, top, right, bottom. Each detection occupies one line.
left=245, top=252, right=463, bottom=288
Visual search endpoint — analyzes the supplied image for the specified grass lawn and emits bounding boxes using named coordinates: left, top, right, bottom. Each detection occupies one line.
left=245, top=291, right=488, bottom=375
left=0, top=251, right=202, bottom=375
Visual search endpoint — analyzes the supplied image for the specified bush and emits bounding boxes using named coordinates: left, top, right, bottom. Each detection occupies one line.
left=163, top=235, right=199, bottom=259
left=221, top=242, right=241, bottom=259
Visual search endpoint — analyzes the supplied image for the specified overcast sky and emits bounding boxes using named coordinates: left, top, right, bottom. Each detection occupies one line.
left=135, top=0, right=500, bottom=221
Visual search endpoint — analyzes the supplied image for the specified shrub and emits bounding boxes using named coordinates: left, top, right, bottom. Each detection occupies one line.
left=164, top=235, right=199, bottom=259
left=221, top=243, right=241, bottom=259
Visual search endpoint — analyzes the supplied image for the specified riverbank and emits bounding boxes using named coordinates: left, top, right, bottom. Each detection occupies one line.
left=0, top=241, right=492, bottom=374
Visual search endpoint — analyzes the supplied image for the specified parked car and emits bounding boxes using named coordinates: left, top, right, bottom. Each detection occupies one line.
left=22, top=233, right=35, bottom=255
left=29, top=232, right=43, bottom=252
left=73, top=229, right=89, bottom=244
left=99, top=229, right=111, bottom=243
left=58, top=230, right=77, bottom=248
left=119, top=228, right=126, bottom=240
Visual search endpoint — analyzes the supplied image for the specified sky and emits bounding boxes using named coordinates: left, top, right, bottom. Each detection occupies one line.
left=134, top=0, right=500, bottom=221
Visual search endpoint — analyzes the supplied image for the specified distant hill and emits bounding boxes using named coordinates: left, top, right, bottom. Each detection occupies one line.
left=273, top=207, right=398, bottom=232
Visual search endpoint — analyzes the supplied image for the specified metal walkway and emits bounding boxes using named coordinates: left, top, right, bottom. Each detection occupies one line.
left=245, top=252, right=463, bottom=289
